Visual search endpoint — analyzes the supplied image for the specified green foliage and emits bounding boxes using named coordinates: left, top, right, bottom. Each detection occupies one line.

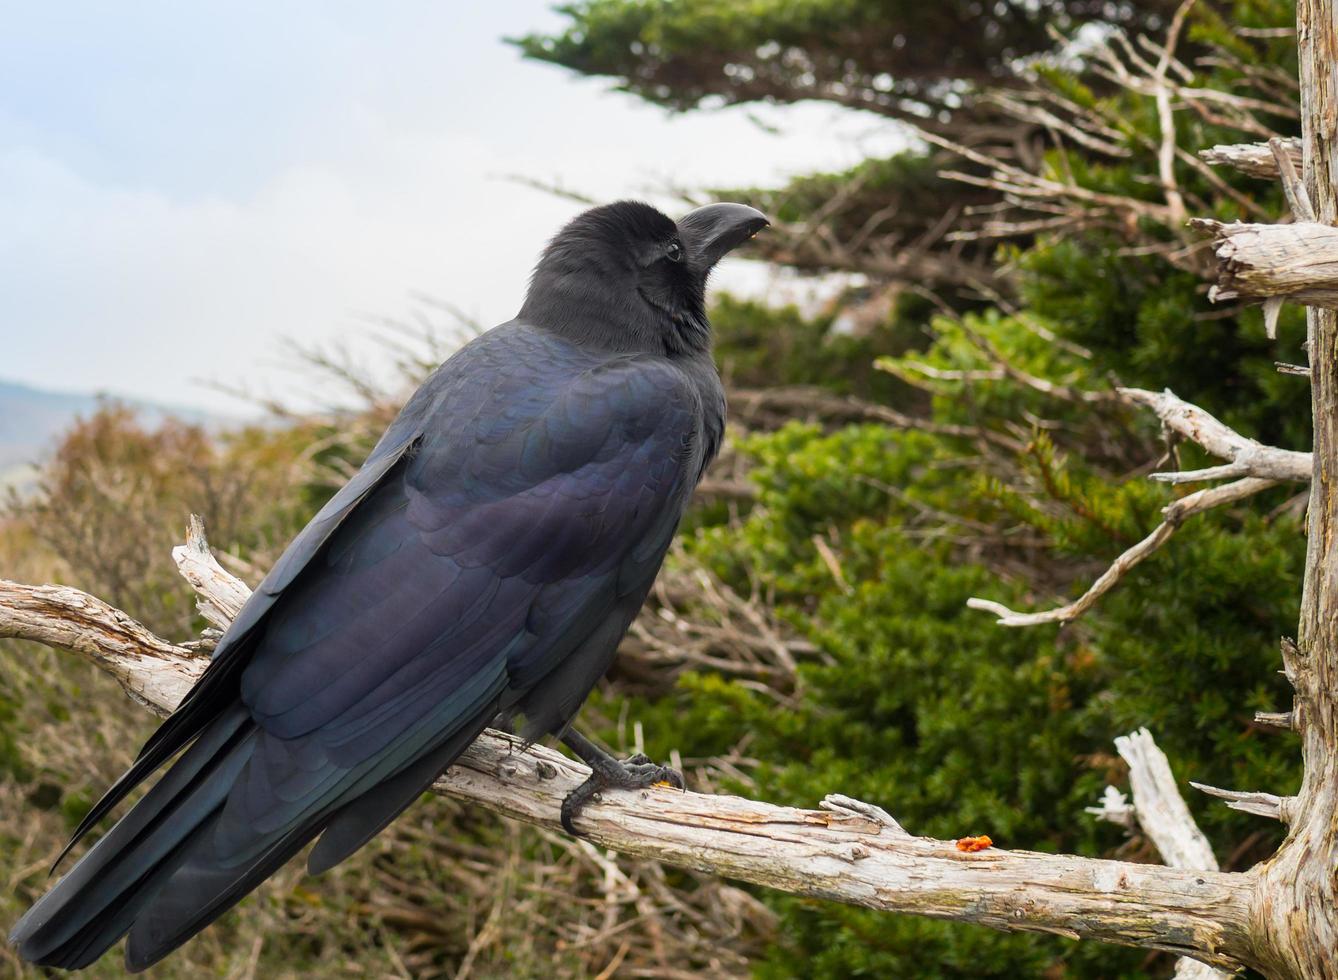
left=711, top=294, right=913, bottom=400
left=615, top=402, right=1300, bottom=974
left=515, top=0, right=1181, bottom=115
left=1017, top=239, right=1310, bottom=448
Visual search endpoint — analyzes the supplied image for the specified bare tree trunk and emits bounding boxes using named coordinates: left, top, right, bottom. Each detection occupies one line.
left=1247, top=4, right=1338, bottom=974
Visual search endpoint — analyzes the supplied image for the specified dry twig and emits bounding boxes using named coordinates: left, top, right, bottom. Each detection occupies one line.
left=968, top=476, right=1277, bottom=627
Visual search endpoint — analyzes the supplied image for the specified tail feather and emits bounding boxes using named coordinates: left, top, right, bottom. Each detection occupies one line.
left=124, top=817, right=322, bottom=972
left=58, top=645, right=256, bottom=870
left=40, top=836, right=193, bottom=971
left=10, top=690, right=502, bottom=970
left=122, top=702, right=499, bottom=970
left=8, top=708, right=253, bottom=968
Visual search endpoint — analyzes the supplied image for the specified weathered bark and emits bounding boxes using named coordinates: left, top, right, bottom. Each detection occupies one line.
left=1120, top=387, right=1312, bottom=484
left=1200, top=138, right=1303, bottom=179
left=1192, top=218, right=1338, bottom=307
left=1245, top=3, right=1338, bottom=975
left=0, top=579, right=205, bottom=712
left=1155, top=2, right=1338, bottom=974
left=1088, top=729, right=1229, bottom=980
left=0, top=546, right=1261, bottom=970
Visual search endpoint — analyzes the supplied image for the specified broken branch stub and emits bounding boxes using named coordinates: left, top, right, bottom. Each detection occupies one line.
left=1192, top=219, right=1338, bottom=308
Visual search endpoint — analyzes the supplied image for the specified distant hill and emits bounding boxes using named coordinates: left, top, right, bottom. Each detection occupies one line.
left=0, top=378, right=226, bottom=474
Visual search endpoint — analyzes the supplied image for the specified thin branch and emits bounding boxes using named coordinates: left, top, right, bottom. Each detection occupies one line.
left=1189, top=783, right=1294, bottom=823
left=887, top=320, right=1118, bottom=406
left=1152, top=1, right=1197, bottom=226
left=1120, top=387, right=1312, bottom=482
left=692, top=478, right=758, bottom=501
left=1254, top=710, right=1296, bottom=730
left=1275, top=361, right=1312, bottom=377
left=728, top=386, right=1026, bottom=453
left=968, top=477, right=1277, bottom=627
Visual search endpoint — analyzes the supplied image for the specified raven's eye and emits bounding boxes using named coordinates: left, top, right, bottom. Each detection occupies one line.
left=665, top=240, right=683, bottom=263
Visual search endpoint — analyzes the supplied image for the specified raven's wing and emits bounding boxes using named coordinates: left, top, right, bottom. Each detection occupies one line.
left=56, top=375, right=439, bottom=861
left=12, top=325, right=706, bottom=970
left=123, top=334, right=703, bottom=962
left=238, top=329, right=701, bottom=738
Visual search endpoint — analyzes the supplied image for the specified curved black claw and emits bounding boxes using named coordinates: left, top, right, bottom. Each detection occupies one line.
left=560, top=754, right=683, bottom=835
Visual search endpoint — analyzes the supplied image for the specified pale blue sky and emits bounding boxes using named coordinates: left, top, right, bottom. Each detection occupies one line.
left=0, top=2, right=895, bottom=411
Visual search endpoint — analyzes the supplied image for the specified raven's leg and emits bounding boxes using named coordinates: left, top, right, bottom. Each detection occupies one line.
left=558, top=730, right=683, bottom=834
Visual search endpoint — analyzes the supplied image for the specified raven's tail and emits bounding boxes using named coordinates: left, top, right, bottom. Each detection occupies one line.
left=121, top=706, right=493, bottom=971
left=10, top=699, right=497, bottom=972
left=8, top=706, right=255, bottom=970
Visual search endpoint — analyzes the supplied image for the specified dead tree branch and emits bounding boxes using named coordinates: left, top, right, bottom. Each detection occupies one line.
left=935, top=20, right=1294, bottom=259
left=1110, top=729, right=1219, bottom=873
left=1119, top=387, right=1312, bottom=483
left=968, top=476, right=1277, bottom=627
left=0, top=580, right=206, bottom=712
left=0, top=523, right=1261, bottom=971
left=1090, top=728, right=1228, bottom=980
left=1189, top=783, right=1293, bottom=823
left=1151, top=0, right=1196, bottom=226
left=1200, top=138, right=1303, bottom=179
left=967, top=384, right=1310, bottom=627
left=1193, top=218, right=1338, bottom=308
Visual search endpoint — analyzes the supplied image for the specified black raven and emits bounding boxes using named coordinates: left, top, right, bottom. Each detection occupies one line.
left=9, top=199, right=767, bottom=971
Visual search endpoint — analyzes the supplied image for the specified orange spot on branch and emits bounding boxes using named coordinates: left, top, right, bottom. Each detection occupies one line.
left=956, top=835, right=993, bottom=852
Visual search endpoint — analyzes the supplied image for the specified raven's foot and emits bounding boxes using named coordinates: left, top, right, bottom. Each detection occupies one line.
left=558, top=730, right=682, bottom=834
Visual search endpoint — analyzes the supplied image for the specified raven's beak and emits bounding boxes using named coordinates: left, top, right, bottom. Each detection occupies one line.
left=678, top=202, right=769, bottom=271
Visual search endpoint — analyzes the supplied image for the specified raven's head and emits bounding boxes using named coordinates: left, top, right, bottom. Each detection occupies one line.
left=520, top=200, right=768, bottom=355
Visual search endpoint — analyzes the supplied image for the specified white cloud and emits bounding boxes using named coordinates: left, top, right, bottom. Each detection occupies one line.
left=0, top=2, right=906, bottom=414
